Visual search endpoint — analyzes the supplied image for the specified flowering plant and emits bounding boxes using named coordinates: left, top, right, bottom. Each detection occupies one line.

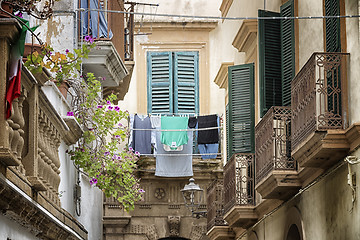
left=67, top=73, right=143, bottom=210
left=24, top=35, right=96, bottom=86
left=2, top=0, right=59, bottom=19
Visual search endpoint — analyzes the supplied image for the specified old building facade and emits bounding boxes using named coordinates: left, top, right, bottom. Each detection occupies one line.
left=0, top=0, right=132, bottom=239
left=207, top=0, right=360, bottom=240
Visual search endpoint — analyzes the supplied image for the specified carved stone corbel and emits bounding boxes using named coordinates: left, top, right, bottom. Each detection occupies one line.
left=168, top=216, right=181, bottom=237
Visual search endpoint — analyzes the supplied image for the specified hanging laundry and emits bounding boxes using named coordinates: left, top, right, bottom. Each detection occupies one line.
left=188, top=116, right=198, bottom=128
left=161, top=116, right=189, bottom=150
left=150, top=115, right=161, bottom=154
left=198, top=144, right=219, bottom=159
left=155, top=127, right=193, bottom=177
left=197, top=114, right=219, bottom=144
left=131, top=114, right=152, bottom=154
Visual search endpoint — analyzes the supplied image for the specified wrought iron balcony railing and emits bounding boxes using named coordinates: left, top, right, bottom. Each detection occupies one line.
left=206, top=179, right=227, bottom=232
left=255, top=106, right=295, bottom=184
left=291, top=52, right=349, bottom=151
left=79, top=0, right=134, bottom=61
left=223, top=153, right=255, bottom=214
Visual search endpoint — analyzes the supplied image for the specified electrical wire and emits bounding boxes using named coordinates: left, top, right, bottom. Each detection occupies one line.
left=77, top=8, right=360, bottom=21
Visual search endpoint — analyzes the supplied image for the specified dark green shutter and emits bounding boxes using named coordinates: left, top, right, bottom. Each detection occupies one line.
left=147, top=52, right=173, bottom=113
left=228, top=64, right=255, bottom=157
left=280, top=0, right=295, bottom=106
left=325, top=0, right=341, bottom=52
left=226, top=104, right=230, bottom=161
left=174, top=52, right=199, bottom=114
left=258, top=10, right=282, bottom=116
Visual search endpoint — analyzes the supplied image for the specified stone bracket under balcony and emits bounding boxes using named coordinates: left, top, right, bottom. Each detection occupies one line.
left=82, top=41, right=128, bottom=88
left=255, top=170, right=301, bottom=200
left=223, top=206, right=258, bottom=229
left=292, top=130, right=349, bottom=169
left=207, top=226, right=236, bottom=240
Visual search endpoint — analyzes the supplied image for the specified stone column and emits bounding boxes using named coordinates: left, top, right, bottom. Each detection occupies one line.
left=0, top=19, right=21, bottom=167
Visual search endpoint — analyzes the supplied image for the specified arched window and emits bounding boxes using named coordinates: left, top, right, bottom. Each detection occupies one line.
left=286, top=224, right=301, bottom=240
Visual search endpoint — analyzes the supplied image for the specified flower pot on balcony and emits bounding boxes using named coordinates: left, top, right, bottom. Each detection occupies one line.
left=0, top=2, right=13, bottom=18
left=23, top=43, right=42, bottom=61
left=58, top=81, right=70, bottom=98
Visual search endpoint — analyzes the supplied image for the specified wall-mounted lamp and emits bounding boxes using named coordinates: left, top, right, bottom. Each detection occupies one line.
left=180, top=178, right=207, bottom=218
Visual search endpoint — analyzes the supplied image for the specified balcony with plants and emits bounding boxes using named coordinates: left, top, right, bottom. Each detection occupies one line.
left=79, top=0, right=135, bottom=100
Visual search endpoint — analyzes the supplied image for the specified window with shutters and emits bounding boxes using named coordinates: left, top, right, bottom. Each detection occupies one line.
left=258, top=0, right=295, bottom=116
left=325, top=0, right=341, bottom=52
left=227, top=64, right=255, bottom=160
left=147, top=51, right=199, bottom=114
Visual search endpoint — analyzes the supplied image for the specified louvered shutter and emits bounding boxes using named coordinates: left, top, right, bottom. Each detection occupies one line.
left=174, top=52, right=199, bottom=114
left=325, top=0, right=341, bottom=52
left=226, top=104, right=230, bottom=161
left=147, top=52, right=173, bottom=113
left=325, top=0, right=341, bottom=114
left=281, top=0, right=295, bottom=106
left=228, top=64, right=255, bottom=157
left=258, top=10, right=282, bottom=117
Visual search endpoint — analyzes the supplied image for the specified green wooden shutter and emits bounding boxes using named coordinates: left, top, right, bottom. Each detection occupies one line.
left=174, top=52, right=199, bottom=114
left=325, top=0, right=341, bottom=52
left=280, top=0, right=295, bottom=106
left=228, top=64, right=255, bottom=157
left=147, top=52, right=173, bottom=113
left=226, top=104, right=230, bottom=161
left=258, top=10, right=282, bottom=117
left=325, top=0, right=341, bottom=114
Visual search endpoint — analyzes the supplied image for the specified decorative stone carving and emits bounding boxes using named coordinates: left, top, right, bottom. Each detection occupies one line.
left=154, top=187, right=165, bottom=200
left=168, top=216, right=181, bottom=237
left=189, top=224, right=207, bottom=240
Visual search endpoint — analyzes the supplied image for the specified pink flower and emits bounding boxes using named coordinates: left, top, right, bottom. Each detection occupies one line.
left=108, top=106, right=113, bottom=110
left=67, top=111, right=74, bottom=116
left=97, top=105, right=103, bottom=109
left=107, top=101, right=111, bottom=105
left=84, top=35, right=94, bottom=43
left=115, top=106, right=120, bottom=112
left=139, top=189, right=145, bottom=193
left=65, top=49, right=69, bottom=54
left=135, top=151, right=140, bottom=157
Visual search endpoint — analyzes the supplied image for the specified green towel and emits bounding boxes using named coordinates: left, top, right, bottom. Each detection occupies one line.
left=161, top=116, right=189, bottom=150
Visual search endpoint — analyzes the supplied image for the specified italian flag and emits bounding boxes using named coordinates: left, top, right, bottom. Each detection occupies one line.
left=6, top=17, right=38, bottom=119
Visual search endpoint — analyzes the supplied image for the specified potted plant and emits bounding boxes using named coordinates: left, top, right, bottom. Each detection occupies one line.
left=25, top=35, right=96, bottom=97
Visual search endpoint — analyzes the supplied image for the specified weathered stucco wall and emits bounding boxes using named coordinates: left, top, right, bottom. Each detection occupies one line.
left=297, top=0, right=324, bottom=68
left=242, top=150, right=360, bottom=240
left=345, top=0, right=360, bottom=125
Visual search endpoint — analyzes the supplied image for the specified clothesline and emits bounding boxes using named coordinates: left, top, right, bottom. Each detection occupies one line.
left=140, top=153, right=222, bottom=156
left=130, top=126, right=221, bottom=131
left=131, top=113, right=223, bottom=117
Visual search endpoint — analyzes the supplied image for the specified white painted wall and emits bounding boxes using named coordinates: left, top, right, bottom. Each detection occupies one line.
left=0, top=214, right=39, bottom=240
left=345, top=0, right=360, bottom=125
left=29, top=0, right=103, bottom=239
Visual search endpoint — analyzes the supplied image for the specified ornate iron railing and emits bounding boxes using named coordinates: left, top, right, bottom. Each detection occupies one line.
left=291, top=53, right=349, bottom=151
left=206, top=179, right=227, bottom=231
left=223, top=153, right=255, bottom=214
left=255, top=106, right=295, bottom=184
